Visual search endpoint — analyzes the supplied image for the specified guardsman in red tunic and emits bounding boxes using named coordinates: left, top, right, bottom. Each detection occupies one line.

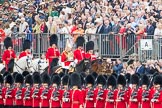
left=94, top=75, right=106, bottom=108
left=2, top=37, right=16, bottom=71
left=61, top=75, right=71, bottom=108
left=73, top=36, right=85, bottom=64
left=46, top=34, right=60, bottom=69
left=49, top=75, right=61, bottom=108
left=84, top=74, right=95, bottom=108
left=23, top=74, right=33, bottom=108
left=40, top=73, right=51, bottom=108
left=61, top=39, right=74, bottom=73
left=19, top=39, right=31, bottom=59
left=31, top=73, right=42, bottom=108
left=70, top=73, right=84, bottom=108
left=140, top=75, right=150, bottom=108
left=85, top=41, right=97, bottom=61
left=105, top=75, right=117, bottom=108
left=128, top=74, right=140, bottom=108
left=115, top=75, right=127, bottom=108
left=0, top=74, right=4, bottom=107
left=14, top=74, right=24, bottom=108
left=4, top=74, right=14, bottom=108
left=151, top=75, right=162, bottom=108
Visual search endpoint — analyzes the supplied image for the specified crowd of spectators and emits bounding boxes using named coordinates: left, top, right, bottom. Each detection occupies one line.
left=0, top=0, right=162, bottom=52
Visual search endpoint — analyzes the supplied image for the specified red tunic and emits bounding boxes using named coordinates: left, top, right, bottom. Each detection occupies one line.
left=61, top=89, right=71, bottom=108
left=61, top=51, right=73, bottom=69
left=40, top=87, right=51, bottom=107
left=14, top=87, right=24, bottom=106
left=49, top=88, right=62, bottom=108
left=3, top=87, right=14, bottom=106
left=84, top=88, right=95, bottom=108
left=19, top=51, right=31, bottom=59
left=128, top=88, right=141, bottom=108
left=141, top=89, right=150, bottom=108
left=151, top=89, right=162, bottom=108
left=114, top=89, right=127, bottom=108
left=70, top=89, right=84, bottom=108
left=105, top=89, right=115, bottom=108
left=0, top=87, right=5, bottom=105
left=46, top=47, right=60, bottom=66
left=23, top=87, right=32, bottom=107
left=73, top=49, right=85, bottom=64
left=31, top=87, right=41, bottom=107
left=2, top=49, right=16, bottom=69
left=94, top=88, right=106, bottom=108
left=85, top=53, right=97, bottom=61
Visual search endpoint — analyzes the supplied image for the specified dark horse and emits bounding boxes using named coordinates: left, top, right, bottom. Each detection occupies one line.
left=75, top=59, right=91, bottom=75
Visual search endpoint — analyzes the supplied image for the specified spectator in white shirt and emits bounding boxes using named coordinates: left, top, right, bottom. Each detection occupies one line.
left=19, top=17, right=28, bottom=34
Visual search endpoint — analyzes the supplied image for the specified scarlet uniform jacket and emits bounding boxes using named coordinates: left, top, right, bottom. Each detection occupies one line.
left=13, top=87, right=24, bottom=106
left=31, top=86, right=42, bottom=107
left=73, top=49, right=85, bottom=64
left=23, top=87, right=33, bottom=107
left=46, top=47, right=60, bottom=65
left=19, top=51, right=31, bottom=59
left=3, top=87, right=15, bottom=106
left=61, top=89, right=71, bottom=108
left=85, top=53, right=97, bottom=61
left=40, top=87, right=51, bottom=107
left=105, top=89, right=116, bottom=108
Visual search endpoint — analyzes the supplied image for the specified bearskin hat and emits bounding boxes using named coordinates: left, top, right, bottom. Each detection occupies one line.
left=70, top=73, right=81, bottom=87
left=23, top=39, right=31, bottom=51
left=154, top=75, right=162, bottom=86
left=80, top=74, right=85, bottom=85
left=5, top=74, right=14, bottom=85
left=33, top=73, right=42, bottom=84
left=111, top=72, right=118, bottom=79
left=3, top=72, right=10, bottom=78
left=42, top=73, right=51, bottom=85
left=141, top=74, right=150, bottom=86
left=91, top=72, right=98, bottom=80
left=85, top=74, right=94, bottom=86
left=86, top=41, right=94, bottom=52
left=25, top=74, right=33, bottom=85
left=76, top=36, right=85, bottom=48
left=62, top=75, right=70, bottom=85
left=131, top=74, right=139, bottom=85
left=52, top=75, right=61, bottom=86
left=15, top=73, right=24, bottom=84
left=107, top=75, right=117, bottom=88
left=0, top=74, right=3, bottom=84
left=117, top=75, right=126, bottom=87
left=22, top=71, right=30, bottom=77
left=96, top=75, right=106, bottom=86
left=4, top=37, right=13, bottom=49
left=50, top=34, right=58, bottom=46
left=125, top=73, right=131, bottom=84
left=12, top=72, right=18, bottom=80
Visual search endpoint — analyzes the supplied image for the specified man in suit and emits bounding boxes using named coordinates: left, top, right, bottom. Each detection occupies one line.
left=146, top=20, right=155, bottom=36
left=135, top=61, right=145, bottom=74
left=96, top=19, right=104, bottom=34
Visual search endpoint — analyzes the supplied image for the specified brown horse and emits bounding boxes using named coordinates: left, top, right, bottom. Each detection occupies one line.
left=91, top=59, right=113, bottom=75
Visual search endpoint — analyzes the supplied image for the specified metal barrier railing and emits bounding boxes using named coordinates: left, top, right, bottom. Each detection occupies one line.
left=0, top=33, right=161, bottom=61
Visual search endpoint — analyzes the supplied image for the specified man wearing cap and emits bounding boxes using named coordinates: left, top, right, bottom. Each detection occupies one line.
left=73, top=36, right=85, bottom=64
left=2, top=37, right=17, bottom=71
left=140, top=75, right=150, bottom=108
left=46, top=34, right=60, bottom=70
left=23, top=74, right=33, bottom=108
left=49, top=75, right=61, bottom=108
left=40, top=73, right=51, bottom=108
left=151, top=75, right=162, bottom=108
left=85, top=41, right=96, bottom=61
left=105, top=75, right=117, bottom=108
left=14, top=74, right=24, bottom=108
left=19, top=39, right=31, bottom=59
left=114, top=75, right=127, bottom=108
left=61, top=75, right=71, bottom=108
left=70, top=73, right=84, bottom=108
left=3, top=74, right=14, bottom=108
left=61, top=39, right=74, bottom=73
left=84, top=74, right=95, bottom=108
left=128, top=74, right=140, bottom=108
left=94, top=75, right=106, bottom=108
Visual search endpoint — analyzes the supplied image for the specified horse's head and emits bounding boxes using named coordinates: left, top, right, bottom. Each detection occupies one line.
left=25, top=56, right=34, bottom=71
left=76, top=59, right=91, bottom=75
left=37, top=59, right=48, bottom=72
